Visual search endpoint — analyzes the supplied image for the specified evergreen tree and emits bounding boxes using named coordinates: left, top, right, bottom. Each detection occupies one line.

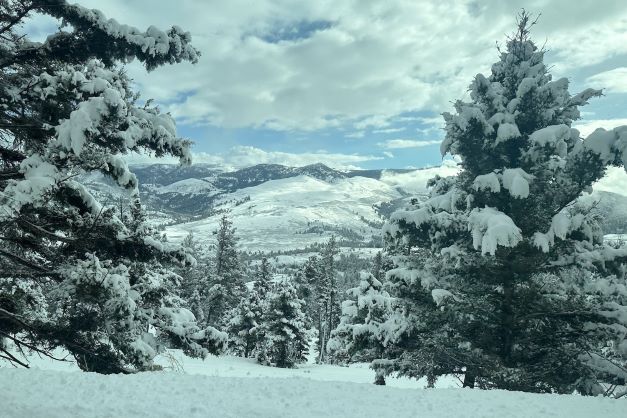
left=0, top=0, right=226, bottom=372
left=327, top=272, right=391, bottom=365
left=378, top=12, right=627, bottom=393
left=261, top=279, right=309, bottom=368
left=227, top=290, right=264, bottom=358
left=254, top=257, right=273, bottom=299
left=314, top=237, right=340, bottom=362
left=206, top=214, right=244, bottom=326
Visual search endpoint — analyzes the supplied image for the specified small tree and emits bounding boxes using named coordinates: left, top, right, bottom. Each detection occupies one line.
left=327, top=272, right=392, bottom=365
left=261, top=279, right=309, bottom=368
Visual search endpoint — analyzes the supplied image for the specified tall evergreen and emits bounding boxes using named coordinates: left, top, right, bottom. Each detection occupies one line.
left=254, top=257, right=273, bottom=299
left=315, top=236, right=340, bottom=362
left=261, top=279, right=309, bottom=368
left=206, top=214, right=244, bottom=326
left=378, top=12, right=627, bottom=393
left=0, top=0, right=225, bottom=373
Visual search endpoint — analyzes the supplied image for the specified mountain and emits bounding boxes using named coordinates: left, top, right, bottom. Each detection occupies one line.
left=82, top=162, right=627, bottom=253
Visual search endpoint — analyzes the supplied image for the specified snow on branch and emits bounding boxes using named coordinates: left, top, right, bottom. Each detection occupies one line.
left=468, top=207, right=522, bottom=255
left=33, top=0, right=199, bottom=70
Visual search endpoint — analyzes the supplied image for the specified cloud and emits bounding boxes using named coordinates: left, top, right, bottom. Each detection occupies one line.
left=378, top=139, right=441, bottom=149
left=586, top=68, right=627, bottom=94
left=30, top=1, right=627, bottom=137
left=383, top=151, right=394, bottom=158
left=124, top=146, right=381, bottom=170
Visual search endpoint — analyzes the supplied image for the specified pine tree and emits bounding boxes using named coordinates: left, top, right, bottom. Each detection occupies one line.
left=327, top=272, right=391, bottom=365
left=0, top=0, right=226, bottom=372
left=206, top=214, right=245, bottom=326
left=254, top=257, right=273, bottom=299
left=227, top=290, right=264, bottom=358
left=314, top=236, right=340, bottom=362
left=378, top=12, right=627, bottom=393
left=261, top=279, right=309, bottom=368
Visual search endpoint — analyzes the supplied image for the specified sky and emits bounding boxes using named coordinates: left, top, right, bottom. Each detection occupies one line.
left=25, top=0, right=627, bottom=169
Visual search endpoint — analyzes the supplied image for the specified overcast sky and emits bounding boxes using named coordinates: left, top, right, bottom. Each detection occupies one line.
left=26, top=0, right=627, bottom=169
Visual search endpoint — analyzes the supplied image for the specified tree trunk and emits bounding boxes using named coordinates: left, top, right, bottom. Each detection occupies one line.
left=374, top=372, right=386, bottom=385
left=463, top=371, right=475, bottom=388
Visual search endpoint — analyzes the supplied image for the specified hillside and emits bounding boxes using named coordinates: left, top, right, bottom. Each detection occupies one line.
left=81, top=162, right=627, bottom=254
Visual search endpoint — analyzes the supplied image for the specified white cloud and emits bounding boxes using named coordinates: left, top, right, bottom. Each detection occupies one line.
left=586, top=68, right=627, bottom=94
left=383, top=151, right=394, bottom=158
left=378, top=139, right=441, bottom=149
left=345, top=131, right=365, bottom=138
left=37, top=1, right=627, bottom=134
left=124, top=146, right=381, bottom=170
left=373, top=127, right=406, bottom=134
left=220, top=146, right=382, bottom=169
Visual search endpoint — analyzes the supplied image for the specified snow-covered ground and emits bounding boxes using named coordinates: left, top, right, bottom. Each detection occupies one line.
left=2, top=365, right=624, bottom=418
left=2, top=349, right=625, bottom=417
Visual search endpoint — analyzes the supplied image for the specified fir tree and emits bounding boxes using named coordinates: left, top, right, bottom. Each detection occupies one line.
left=254, top=257, right=273, bottom=299
left=378, top=12, right=627, bottom=393
left=261, top=279, right=309, bottom=368
left=327, top=272, right=391, bottom=365
left=227, top=290, right=264, bottom=358
left=0, top=0, right=226, bottom=372
left=313, top=237, right=340, bottom=362
left=206, top=214, right=244, bottom=326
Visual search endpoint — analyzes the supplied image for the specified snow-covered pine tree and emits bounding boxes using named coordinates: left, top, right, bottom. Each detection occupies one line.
left=177, top=231, right=215, bottom=325
left=371, top=251, right=394, bottom=283
left=315, top=236, right=340, bottom=362
left=254, top=257, right=273, bottom=299
left=261, top=279, right=309, bottom=368
left=327, top=272, right=391, bottom=365
left=379, top=12, right=627, bottom=393
left=0, top=0, right=226, bottom=373
left=226, top=289, right=264, bottom=358
left=206, top=214, right=245, bottom=326
left=227, top=257, right=274, bottom=358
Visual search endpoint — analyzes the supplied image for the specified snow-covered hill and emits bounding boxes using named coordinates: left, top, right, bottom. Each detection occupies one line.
left=82, top=161, right=627, bottom=253
left=162, top=163, right=461, bottom=251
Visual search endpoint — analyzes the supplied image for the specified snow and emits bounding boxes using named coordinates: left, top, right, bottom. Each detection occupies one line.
left=473, top=172, right=500, bottom=193
left=0, top=154, right=59, bottom=218
left=379, top=163, right=460, bottom=194
left=495, top=122, right=521, bottom=144
left=584, top=126, right=627, bottom=164
left=501, top=168, right=533, bottom=199
left=431, top=288, right=454, bottom=306
left=1, top=362, right=624, bottom=418
left=468, top=207, right=522, bottom=255
left=528, top=124, right=572, bottom=158
left=166, top=175, right=400, bottom=251
left=158, top=178, right=217, bottom=195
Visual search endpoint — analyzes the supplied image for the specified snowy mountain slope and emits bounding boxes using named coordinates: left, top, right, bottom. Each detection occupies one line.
left=81, top=161, right=627, bottom=253
left=2, top=367, right=624, bottom=418
left=166, top=174, right=404, bottom=251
